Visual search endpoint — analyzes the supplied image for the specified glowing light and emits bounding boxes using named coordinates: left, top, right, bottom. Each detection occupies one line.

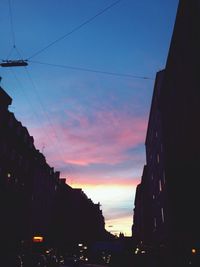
left=33, top=236, right=44, bottom=243
left=192, top=248, right=196, bottom=254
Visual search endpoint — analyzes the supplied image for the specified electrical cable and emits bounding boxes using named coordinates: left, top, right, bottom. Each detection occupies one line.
left=27, top=0, right=122, bottom=60
left=29, top=60, right=153, bottom=80
left=6, top=0, right=26, bottom=62
left=8, top=0, right=16, bottom=47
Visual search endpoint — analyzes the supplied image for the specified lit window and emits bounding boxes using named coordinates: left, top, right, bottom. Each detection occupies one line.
left=153, top=194, right=155, bottom=200
left=159, top=180, right=162, bottom=192
left=161, top=208, right=164, bottom=223
left=7, top=173, right=11, bottom=178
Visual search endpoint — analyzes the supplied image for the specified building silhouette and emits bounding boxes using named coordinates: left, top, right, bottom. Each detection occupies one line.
left=133, top=1, right=200, bottom=266
left=0, top=85, right=109, bottom=255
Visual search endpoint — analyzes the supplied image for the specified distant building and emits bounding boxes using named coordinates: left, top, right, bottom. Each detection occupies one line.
left=133, top=0, right=200, bottom=266
left=50, top=179, right=108, bottom=251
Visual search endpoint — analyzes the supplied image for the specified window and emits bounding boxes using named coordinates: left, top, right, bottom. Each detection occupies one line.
left=161, top=208, right=165, bottom=223
left=159, top=180, right=162, bottom=192
left=163, top=171, right=166, bottom=184
left=157, top=153, right=160, bottom=163
left=154, top=217, right=157, bottom=229
left=153, top=194, right=155, bottom=200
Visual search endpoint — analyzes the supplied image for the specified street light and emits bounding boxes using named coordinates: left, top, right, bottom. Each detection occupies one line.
left=32, top=236, right=44, bottom=243
left=0, top=59, right=28, bottom=67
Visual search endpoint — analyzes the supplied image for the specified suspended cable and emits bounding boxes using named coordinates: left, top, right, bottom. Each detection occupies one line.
left=27, top=0, right=122, bottom=60
left=1, top=46, right=28, bottom=67
left=3, top=0, right=28, bottom=67
left=6, top=46, right=15, bottom=60
left=8, top=0, right=16, bottom=47
left=29, top=60, right=153, bottom=80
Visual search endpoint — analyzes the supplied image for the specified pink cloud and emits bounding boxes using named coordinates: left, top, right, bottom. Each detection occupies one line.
left=29, top=107, right=147, bottom=167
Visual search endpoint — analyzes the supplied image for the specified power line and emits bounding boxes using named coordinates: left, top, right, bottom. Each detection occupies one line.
left=8, top=0, right=16, bottom=47
left=27, top=0, right=122, bottom=60
left=6, top=0, right=26, bottom=62
left=29, top=60, right=153, bottom=80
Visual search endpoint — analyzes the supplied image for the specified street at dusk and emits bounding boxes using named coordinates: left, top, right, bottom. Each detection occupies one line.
left=1, top=0, right=200, bottom=266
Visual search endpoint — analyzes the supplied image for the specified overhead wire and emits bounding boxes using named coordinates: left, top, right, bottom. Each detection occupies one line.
left=6, top=0, right=26, bottom=61
left=5, top=0, right=152, bottom=81
left=27, top=0, right=122, bottom=60
left=29, top=60, right=153, bottom=80
left=8, top=0, right=16, bottom=47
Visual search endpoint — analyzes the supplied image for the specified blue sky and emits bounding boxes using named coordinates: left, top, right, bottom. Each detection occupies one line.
left=0, top=0, right=179, bottom=236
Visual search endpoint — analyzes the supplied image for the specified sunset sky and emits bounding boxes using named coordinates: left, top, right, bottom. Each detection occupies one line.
left=0, top=0, right=179, bottom=236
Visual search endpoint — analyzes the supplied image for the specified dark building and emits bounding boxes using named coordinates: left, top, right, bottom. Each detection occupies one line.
left=0, top=87, right=35, bottom=252
left=50, top=178, right=107, bottom=251
left=133, top=70, right=168, bottom=252
left=133, top=1, right=200, bottom=266
left=0, top=86, right=60, bottom=252
left=0, top=85, right=108, bottom=256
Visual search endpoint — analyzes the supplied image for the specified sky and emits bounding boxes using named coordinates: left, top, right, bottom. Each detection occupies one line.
left=0, top=0, right=179, bottom=236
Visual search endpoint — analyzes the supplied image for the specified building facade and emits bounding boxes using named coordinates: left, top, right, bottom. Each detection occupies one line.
left=0, top=85, right=108, bottom=255
left=133, top=70, right=169, bottom=255
left=133, top=1, right=200, bottom=266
